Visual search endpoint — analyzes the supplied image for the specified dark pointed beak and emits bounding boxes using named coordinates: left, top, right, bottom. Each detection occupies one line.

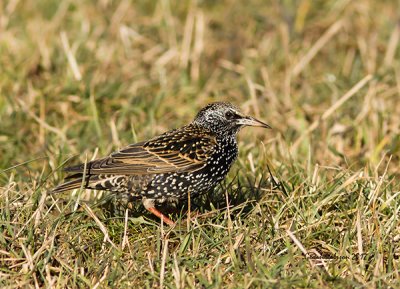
left=237, top=116, right=271, bottom=129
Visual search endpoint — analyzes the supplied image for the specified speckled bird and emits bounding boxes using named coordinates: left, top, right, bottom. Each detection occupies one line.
left=52, top=102, right=270, bottom=225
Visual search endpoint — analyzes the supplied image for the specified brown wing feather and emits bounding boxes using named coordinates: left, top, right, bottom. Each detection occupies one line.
left=64, top=125, right=217, bottom=175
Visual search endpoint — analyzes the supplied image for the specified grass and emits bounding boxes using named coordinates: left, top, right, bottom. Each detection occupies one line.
left=1, top=0, right=400, bottom=288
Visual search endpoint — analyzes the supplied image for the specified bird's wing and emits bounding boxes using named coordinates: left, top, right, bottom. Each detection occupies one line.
left=64, top=125, right=217, bottom=175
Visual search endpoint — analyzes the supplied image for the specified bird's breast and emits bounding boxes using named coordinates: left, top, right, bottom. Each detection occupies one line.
left=204, top=137, right=238, bottom=178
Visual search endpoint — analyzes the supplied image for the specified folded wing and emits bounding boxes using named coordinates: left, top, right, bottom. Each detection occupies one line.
left=64, top=125, right=217, bottom=175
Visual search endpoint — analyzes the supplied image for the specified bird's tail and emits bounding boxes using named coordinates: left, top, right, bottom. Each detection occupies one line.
left=51, top=174, right=123, bottom=193
left=50, top=176, right=89, bottom=193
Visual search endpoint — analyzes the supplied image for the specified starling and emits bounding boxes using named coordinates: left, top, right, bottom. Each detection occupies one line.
left=52, top=102, right=270, bottom=225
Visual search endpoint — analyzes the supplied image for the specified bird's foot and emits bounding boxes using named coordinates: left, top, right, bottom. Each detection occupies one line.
left=146, top=206, right=175, bottom=226
left=180, top=210, right=201, bottom=223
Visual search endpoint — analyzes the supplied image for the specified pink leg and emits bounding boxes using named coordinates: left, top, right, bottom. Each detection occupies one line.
left=143, top=199, right=174, bottom=226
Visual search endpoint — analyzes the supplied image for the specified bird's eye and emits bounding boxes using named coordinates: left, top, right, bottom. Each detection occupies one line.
left=225, top=111, right=235, bottom=120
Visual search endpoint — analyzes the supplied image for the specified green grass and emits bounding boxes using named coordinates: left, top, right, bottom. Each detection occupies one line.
left=1, top=0, right=400, bottom=288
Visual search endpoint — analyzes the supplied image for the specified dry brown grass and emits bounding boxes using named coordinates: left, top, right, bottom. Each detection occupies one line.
left=1, top=0, right=399, bottom=288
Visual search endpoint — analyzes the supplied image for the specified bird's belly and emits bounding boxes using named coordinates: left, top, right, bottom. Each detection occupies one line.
left=141, top=160, right=235, bottom=200
left=141, top=172, right=216, bottom=200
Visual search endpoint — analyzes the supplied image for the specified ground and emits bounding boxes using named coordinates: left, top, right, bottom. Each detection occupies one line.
left=0, top=0, right=399, bottom=288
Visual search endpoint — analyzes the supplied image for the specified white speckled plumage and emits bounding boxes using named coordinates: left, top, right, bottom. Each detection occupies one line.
left=52, top=102, right=270, bottom=224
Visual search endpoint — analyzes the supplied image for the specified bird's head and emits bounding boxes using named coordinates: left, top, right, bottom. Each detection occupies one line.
left=193, top=102, right=271, bottom=135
